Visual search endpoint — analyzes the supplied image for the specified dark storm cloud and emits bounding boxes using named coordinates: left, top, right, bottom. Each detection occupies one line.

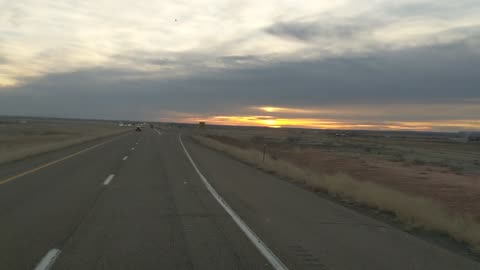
left=264, top=1, right=480, bottom=44
left=1, top=39, right=479, bottom=123
left=115, top=50, right=267, bottom=71
left=383, top=1, right=480, bottom=19
left=264, top=20, right=371, bottom=41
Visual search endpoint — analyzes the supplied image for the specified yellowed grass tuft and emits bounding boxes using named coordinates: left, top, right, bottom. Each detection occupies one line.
left=192, top=135, right=480, bottom=252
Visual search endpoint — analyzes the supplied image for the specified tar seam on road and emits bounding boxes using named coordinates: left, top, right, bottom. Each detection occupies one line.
left=122, top=156, right=128, bottom=161
left=179, top=134, right=290, bottom=270
left=103, top=174, right=115, bottom=185
left=34, top=248, right=61, bottom=270
left=0, top=133, right=129, bottom=186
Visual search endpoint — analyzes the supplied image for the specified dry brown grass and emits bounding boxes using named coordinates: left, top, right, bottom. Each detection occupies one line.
left=0, top=122, right=128, bottom=164
left=193, top=135, right=480, bottom=252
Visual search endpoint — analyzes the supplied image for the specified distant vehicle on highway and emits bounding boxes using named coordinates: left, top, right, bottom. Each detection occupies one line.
left=135, top=127, right=142, bottom=132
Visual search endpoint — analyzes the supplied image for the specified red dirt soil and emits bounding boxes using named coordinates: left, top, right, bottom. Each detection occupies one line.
left=211, top=135, right=480, bottom=221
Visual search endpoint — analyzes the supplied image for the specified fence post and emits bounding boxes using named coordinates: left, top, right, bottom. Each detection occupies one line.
left=262, top=144, right=267, bottom=162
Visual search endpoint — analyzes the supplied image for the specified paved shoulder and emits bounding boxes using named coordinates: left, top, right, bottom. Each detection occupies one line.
left=183, top=136, right=480, bottom=270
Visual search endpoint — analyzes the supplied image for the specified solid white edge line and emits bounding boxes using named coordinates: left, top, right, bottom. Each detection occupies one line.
left=34, top=248, right=61, bottom=270
left=179, top=134, right=289, bottom=270
left=103, top=174, right=115, bottom=185
left=123, top=156, right=128, bottom=161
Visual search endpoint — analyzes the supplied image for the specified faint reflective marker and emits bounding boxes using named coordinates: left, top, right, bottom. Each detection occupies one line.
left=34, top=248, right=61, bottom=270
left=123, top=156, right=128, bottom=161
left=103, top=174, right=115, bottom=185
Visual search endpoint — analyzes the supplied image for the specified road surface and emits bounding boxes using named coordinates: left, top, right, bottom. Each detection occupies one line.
left=0, top=128, right=478, bottom=270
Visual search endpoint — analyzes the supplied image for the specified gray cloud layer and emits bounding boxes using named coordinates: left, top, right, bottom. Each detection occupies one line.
left=1, top=39, right=479, bottom=125
left=1, top=0, right=480, bottom=130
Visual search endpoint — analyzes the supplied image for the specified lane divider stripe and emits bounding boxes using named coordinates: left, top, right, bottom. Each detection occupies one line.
left=34, top=248, right=61, bottom=270
left=122, top=156, right=128, bottom=161
left=179, top=135, right=289, bottom=270
left=103, top=174, right=115, bottom=185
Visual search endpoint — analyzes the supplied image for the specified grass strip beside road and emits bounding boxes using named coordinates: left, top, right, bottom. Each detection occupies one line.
left=0, top=126, right=130, bottom=165
left=0, top=132, right=129, bottom=185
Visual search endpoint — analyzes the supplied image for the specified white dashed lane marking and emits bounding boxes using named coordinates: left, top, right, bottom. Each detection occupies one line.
left=34, top=248, right=61, bottom=270
left=103, top=174, right=115, bottom=185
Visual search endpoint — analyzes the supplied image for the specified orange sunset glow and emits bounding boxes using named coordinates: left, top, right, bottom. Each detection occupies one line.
left=182, top=115, right=480, bottom=131
left=174, top=105, right=480, bottom=131
left=179, top=105, right=480, bottom=131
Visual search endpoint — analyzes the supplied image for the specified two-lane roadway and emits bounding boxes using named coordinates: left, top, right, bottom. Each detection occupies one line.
left=0, top=128, right=478, bottom=270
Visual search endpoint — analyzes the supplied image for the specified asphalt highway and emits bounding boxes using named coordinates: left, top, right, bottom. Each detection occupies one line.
left=0, top=128, right=478, bottom=270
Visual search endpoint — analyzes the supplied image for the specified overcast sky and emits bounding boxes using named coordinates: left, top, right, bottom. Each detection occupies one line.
left=1, top=0, right=479, bottom=131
